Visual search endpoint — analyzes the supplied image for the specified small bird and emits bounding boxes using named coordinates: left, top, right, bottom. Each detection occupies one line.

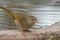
left=0, top=6, right=37, bottom=32
left=14, top=15, right=37, bottom=32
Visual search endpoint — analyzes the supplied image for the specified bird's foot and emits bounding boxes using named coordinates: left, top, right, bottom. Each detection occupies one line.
left=23, top=29, right=31, bottom=32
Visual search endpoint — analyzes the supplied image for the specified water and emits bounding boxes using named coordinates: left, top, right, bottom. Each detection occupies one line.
left=0, top=0, right=60, bottom=29
left=29, top=6, right=60, bottom=28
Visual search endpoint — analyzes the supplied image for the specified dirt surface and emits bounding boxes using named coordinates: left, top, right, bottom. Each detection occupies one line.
left=0, top=21, right=60, bottom=40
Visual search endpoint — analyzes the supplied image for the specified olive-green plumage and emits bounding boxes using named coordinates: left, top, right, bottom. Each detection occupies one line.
left=0, top=6, right=37, bottom=31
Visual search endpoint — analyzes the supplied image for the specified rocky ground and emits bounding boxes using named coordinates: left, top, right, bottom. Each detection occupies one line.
left=0, top=21, right=60, bottom=40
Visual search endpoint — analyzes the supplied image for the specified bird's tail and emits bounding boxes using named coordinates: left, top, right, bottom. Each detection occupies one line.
left=0, top=6, right=15, bottom=19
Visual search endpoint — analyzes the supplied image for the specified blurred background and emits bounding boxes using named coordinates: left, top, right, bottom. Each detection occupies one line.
left=0, top=0, right=60, bottom=30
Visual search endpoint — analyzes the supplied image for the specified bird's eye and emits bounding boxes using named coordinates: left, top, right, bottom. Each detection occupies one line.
left=28, top=16, right=37, bottom=21
left=32, top=18, right=34, bottom=20
left=32, top=18, right=36, bottom=21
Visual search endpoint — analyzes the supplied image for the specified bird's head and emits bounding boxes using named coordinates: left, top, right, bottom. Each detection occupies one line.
left=27, top=16, right=37, bottom=24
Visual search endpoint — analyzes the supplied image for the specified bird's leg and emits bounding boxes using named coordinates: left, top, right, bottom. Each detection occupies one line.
left=22, top=27, right=31, bottom=32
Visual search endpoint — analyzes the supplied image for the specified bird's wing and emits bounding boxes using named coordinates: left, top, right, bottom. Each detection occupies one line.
left=13, top=13, right=29, bottom=28
left=13, top=13, right=26, bottom=21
